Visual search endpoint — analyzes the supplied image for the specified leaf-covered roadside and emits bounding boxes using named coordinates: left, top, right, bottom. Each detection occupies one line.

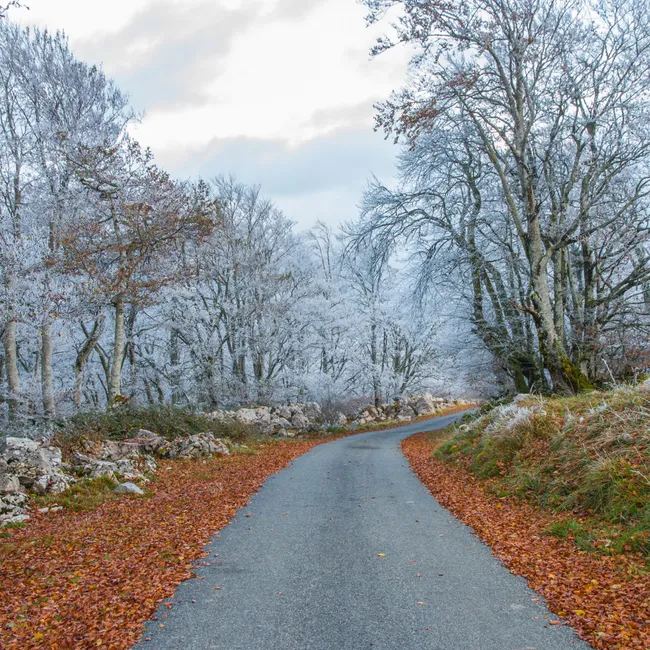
left=402, top=432, right=650, bottom=650
left=0, top=440, right=321, bottom=650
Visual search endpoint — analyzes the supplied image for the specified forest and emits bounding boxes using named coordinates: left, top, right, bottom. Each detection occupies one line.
left=2, top=0, right=650, bottom=428
left=0, top=19, right=442, bottom=425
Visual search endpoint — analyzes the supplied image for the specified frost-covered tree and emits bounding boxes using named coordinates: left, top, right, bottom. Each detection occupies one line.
left=357, top=0, right=650, bottom=392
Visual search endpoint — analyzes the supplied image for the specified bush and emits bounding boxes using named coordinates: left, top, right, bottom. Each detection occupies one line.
left=51, top=405, right=257, bottom=458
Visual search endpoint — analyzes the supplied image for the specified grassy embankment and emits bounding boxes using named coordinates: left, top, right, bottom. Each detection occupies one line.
left=435, top=389, right=650, bottom=557
left=403, top=387, right=650, bottom=649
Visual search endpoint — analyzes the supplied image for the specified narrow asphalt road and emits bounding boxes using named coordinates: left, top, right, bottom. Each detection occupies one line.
left=136, top=413, right=592, bottom=650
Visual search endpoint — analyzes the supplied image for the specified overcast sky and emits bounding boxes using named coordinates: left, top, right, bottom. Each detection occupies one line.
left=13, top=0, right=409, bottom=230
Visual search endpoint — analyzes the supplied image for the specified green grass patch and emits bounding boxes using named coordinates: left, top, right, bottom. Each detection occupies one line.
left=32, top=476, right=129, bottom=512
left=434, top=387, right=650, bottom=558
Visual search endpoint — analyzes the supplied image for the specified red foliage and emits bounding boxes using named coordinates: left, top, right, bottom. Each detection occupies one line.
left=0, top=440, right=321, bottom=649
left=402, top=432, right=650, bottom=650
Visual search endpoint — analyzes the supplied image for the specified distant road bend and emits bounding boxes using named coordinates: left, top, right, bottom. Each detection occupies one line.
left=136, top=413, right=591, bottom=650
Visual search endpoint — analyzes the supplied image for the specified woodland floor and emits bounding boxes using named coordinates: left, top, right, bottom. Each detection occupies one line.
left=402, top=431, right=650, bottom=650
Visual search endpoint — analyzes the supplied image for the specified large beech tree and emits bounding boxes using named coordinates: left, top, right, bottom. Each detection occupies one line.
left=359, top=0, right=650, bottom=392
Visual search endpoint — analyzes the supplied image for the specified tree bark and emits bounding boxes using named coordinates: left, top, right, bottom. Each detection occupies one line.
left=3, top=317, right=20, bottom=420
left=74, top=320, right=102, bottom=411
left=41, top=324, right=55, bottom=418
left=108, top=295, right=126, bottom=405
left=3, top=269, right=21, bottom=419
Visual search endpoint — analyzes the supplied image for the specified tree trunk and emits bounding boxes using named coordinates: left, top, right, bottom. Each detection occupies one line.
left=41, top=325, right=55, bottom=418
left=3, top=318, right=21, bottom=420
left=528, top=215, right=592, bottom=393
left=74, top=320, right=102, bottom=411
left=170, top=328, right=181, bottom=405
left=3, top=270, right=21, bottom=420
left=108, top=295, right=126, bottom=405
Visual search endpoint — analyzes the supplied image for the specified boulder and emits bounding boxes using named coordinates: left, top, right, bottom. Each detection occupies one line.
left=89, top=461, right=118, bottom=480
left=0, top=436, right=62, bottom=473
left=273, top=405, right=292, bottom=420
left=115, top=459, right=144, bottom=480
left=0, top=436, right=72, bottom=494
left=291, top=412, right=310, bottom=430
left=100, top=440, right=144, bottom=462
left=330, top=412, right=347, bottom=427
left=0, top=474, right=21, bottom=495
left=0, top=492, right=29, bottom=526
left=270, top=416, right=292, bottom=430
left=157, top=433, right=229, bottom=460
left=236, top=408, right=271, bottom=427
left=114, top=482, right=144, bottom=495
left=206, top=410, right=236, bottom=424
left=410, top=394, right=438, bottom=416
left=396, top=405, right=416, bottom=420
left=127, top=430, right=166, bottom=453
left=301, top=402, right=322, bottom=421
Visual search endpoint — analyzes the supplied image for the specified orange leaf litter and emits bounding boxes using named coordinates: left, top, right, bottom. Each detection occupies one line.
left=402, top=431, right=650, bottom=650
left=0, top=440, right=321, bottom=650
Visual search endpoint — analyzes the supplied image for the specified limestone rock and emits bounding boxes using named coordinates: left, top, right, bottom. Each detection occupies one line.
left=331, top=412, right=347, bottom=427
left=0, top=492, right=29, bottom=526
left=270, top=416, right=292, bottom=430
left=157, top=433, right=229, bottom=460
left=0, top=474, right=21, bottom=495
left=128, top=430, right=166, bottom=453
left=396, top=405, right=416, bottom=420
left=89, top=461, right=118, bottom=480
left=410, top=393, right=438, bottom=416
left=115, top=459, right=144, bottom=480
left=273, top=405, right=292, bottom=420
left=301, top=402, right=322, bottom=421
left=236, top=408, right=271, bottom=427
left=291, top=412, right=310, bottom=430
left=0, top=436, right=72, bottom=494
left=114, top=482, right=144, bottom=495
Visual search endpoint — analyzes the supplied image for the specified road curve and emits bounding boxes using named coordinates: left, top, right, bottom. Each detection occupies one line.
left=136, top=413, right=591, bottom=650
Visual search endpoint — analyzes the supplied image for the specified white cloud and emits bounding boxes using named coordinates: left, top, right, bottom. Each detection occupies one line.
left=12, top=0, right=409, bottom=227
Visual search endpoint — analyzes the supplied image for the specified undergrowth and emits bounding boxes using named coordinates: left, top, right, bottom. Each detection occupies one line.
left=435, top=387, right=650, bottom=557
left=51, top=405, right=257, bottom=458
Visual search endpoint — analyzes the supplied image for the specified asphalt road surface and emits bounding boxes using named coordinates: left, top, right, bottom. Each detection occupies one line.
left=136, top=412, right=592, bottom=650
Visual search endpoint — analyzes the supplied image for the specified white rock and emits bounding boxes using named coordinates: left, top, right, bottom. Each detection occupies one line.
left=301, top=402, right=322, bottom=420
left=291, top=413, right=310, bottom=430
left=236, top=407, right=272, bottom=427
left=270, top=417, right=292, bottom=430
left=0, top=492, right=29, bottom=525
left=331, top=412, right=347, bottom=427
left=396, top=405, right=416, bottom=419
left=411, top=394, right=438, bottom=416
left=273, top=406, right=292, bottom=420
left=115, top=459, right=144, bottom=480
left=0, top=474, right=21, bottom=495
left=114, top=482, right=144, bottom=495
left=89, top=461, right=118, bottom=480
